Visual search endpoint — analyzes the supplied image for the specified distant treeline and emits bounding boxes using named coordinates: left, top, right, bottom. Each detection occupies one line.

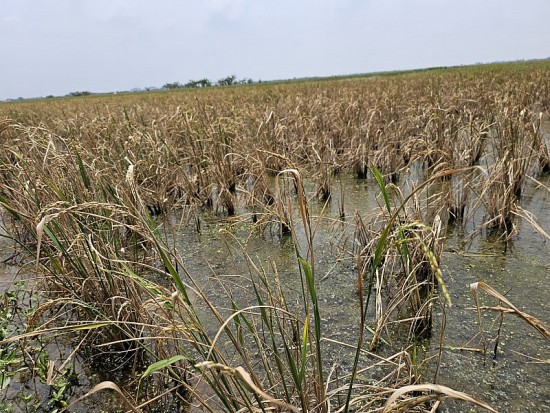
left=5, top=58, right=549, bottom=102
left=162, top=75, right=254, bottom=90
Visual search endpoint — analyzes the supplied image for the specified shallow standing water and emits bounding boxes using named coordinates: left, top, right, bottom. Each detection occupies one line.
left=1, top=170, right=549, bottom=412
left=433, top=176, right=550, bottom=412
left=166, top=170, right=550, bottom=412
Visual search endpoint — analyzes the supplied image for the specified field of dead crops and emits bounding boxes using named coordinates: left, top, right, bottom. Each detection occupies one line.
left=1, top=61, right=549, bottom=412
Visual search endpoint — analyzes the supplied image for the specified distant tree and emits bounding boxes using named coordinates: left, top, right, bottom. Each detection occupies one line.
left=236, top=78, right=253, bottom=85
left=185, top=78, right=212, bottom=88
left=163, top=82, right=184, bottom=90
left=197, top=78, right=212, bottom=88
left=69, top=91, right=91, bottom=97
left=217, top=75, right=237, bottom=87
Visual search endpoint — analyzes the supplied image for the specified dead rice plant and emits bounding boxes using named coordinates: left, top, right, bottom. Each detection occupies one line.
left=354, top=168, right=449, bottom=350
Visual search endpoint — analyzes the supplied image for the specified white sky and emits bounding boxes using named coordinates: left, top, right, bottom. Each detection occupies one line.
left=1, top=0, right=549, bottom=100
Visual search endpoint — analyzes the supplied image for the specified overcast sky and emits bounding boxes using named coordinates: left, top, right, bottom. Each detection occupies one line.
left=1, top=0, right=549, bottom=100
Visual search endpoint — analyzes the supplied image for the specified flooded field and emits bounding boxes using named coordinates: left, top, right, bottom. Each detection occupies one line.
left=3, top=174, right=546, bottom=411
left=2, top=177, right=549, bottom=412
left=1, top=61, right=550, bottom=412
left=167, top=158, right=548, bottom=412
left=163, top=172, right=550, bottom=412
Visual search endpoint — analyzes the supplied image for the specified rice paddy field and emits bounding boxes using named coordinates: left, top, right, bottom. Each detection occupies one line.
left=1, top=60, right=549, bottom=412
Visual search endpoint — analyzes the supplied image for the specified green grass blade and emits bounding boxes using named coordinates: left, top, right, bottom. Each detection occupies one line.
left=141, top=355, right=185, bottom=380
left=299, top=315, right=309, bottom=384
left=371, top=166, right=392, bottom=215
left=75, top=149, right=91, bottom=190
left=298, top=256, right=324, bottom=395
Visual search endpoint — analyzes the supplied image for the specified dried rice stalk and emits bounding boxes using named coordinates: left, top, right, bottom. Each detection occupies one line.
left=383, top=383, right=498, bottom=413
left=470, top=281, right=550, bottom=341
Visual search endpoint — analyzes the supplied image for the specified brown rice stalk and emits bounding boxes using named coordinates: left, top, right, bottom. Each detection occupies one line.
left=470, top=281, right=550, bottom=341
left=531, top=111, right=550, bottom=173
left=449, top=173, right=471, bottom=225
left=382, top=383, right=498, bottom=413
left=354, top=172, right=449, bottom=349
left=476, top=153, right=522, bottom=238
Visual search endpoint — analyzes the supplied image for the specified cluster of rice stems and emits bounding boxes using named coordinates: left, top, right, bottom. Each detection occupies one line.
left=0, top=128, right=163, bottom=359
left=1, top=61, right=549, bottom=411
left=353, top=168, right=449, bottom=353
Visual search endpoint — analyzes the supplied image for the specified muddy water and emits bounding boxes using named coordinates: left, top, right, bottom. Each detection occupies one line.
left=2, top=171, right=549, bottom=412
left=434, top=178, right=550, bottom=412
left=168, top=171, right=550, bottom=412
